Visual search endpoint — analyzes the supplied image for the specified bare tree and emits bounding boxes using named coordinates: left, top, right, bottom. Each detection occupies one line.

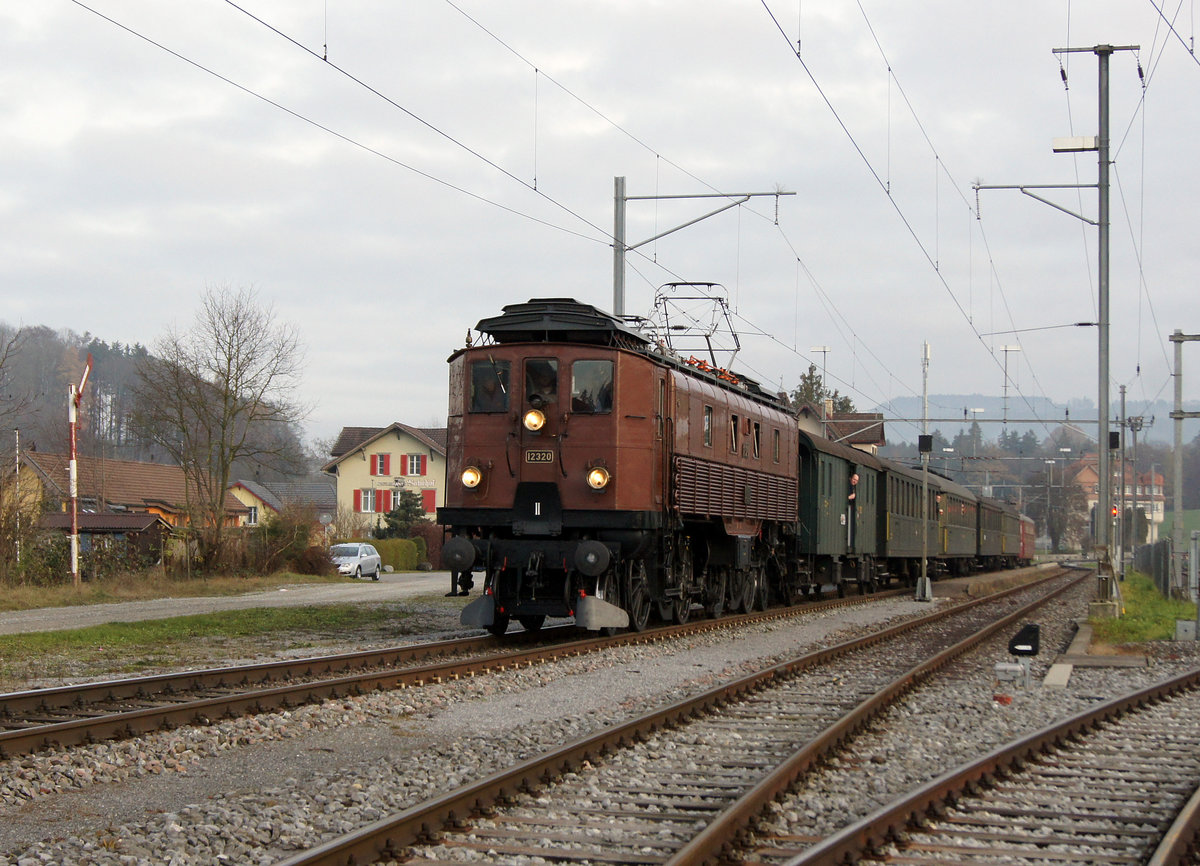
left=132, top=287, right=308, bottom=571
left=0, top=327, right=32, bottom=580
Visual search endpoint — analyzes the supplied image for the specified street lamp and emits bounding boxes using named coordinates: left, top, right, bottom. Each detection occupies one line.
left=965, top=408, right=984, bottom=457
left=1044, top=459, right=1056, bottom=551
left=811, top=346, right=831, bottom=433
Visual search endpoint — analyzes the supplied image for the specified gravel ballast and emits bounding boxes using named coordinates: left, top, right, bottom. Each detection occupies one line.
left=2, top=580, right=1197, bottom=865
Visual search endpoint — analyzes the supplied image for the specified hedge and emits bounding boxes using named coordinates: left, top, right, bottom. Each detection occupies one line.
left=334, top=537, right=425, bottom=572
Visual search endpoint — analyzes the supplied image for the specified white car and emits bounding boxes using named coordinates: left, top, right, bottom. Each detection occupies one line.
left=330, top=543, right=382, bottom=580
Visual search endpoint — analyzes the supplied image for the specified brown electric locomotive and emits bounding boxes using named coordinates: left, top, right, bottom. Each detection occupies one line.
left=438, top=298, right=802, bottom=635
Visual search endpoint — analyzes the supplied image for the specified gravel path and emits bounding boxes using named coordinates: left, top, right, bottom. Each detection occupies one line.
left=1, top=577, right=1196, bottom=865
left=0, top=572, right=454, bottom=636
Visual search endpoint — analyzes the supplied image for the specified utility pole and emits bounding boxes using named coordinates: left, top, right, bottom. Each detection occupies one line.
left=1117, top=385, right=1126, bottom=579
left=13, top=428, right=18, bottom=566
left=1126, top=411, right=1148, bottom=562
left=611, top=177, right=794, bottom=316
left=977, top=43, right=1138, bottom=609
left=916, top=342, right=934, bottom=602
left=1171, top=330, right=1200, bottom=597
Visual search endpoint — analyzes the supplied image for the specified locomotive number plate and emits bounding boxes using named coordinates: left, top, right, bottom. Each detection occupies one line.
left=525, top=449, right=554, bottom=464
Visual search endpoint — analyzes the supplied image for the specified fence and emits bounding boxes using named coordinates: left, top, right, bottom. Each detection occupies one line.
left=1133, top=538, right=1174, bottom=596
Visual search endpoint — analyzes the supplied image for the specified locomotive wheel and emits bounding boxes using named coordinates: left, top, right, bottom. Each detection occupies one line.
left=704, top=569, right=727, bottom=619
left=657, top=596, right=691, bottom=624
left=623, top=562, right=652, bottom=632
left=753, top=566, right=769, bottom=611
left=518, top=615, right=546, bottom=633
left=487, top=613, right=510, bottom=637
left=731, top=570, right=749, bottom=614
left=627, top=580, right=652, bottom=632
left=737, top=569, right=759, bottom=614
left=599, top=570, right=622, bottom=637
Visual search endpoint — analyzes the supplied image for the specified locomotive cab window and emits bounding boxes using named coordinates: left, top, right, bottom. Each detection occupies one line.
left=703, top=406, right=713, bottom=446
left=730, top=414, right=739, bottom=454
left=469, top=359, right=510, bottom=413
left=525, top=359, right=558, bottom=407
left=570, top=360, right=612, bottom=413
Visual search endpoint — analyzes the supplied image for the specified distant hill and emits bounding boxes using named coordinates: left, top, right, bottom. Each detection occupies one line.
left=878, top=394, right=1199, bottom=446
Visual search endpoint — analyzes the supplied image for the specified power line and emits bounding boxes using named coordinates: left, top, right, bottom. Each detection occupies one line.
left=760, top=1, right=1070, bottom=441
left=67, top=0, right=614, bottom=251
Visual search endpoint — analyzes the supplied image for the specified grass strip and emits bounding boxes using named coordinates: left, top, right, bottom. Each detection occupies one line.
left=1091, top=571, right=1196, bottom=643
left=0, top=605, right=409, bottom=685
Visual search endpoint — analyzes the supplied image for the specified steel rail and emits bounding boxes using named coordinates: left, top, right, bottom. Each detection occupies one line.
left=271, top=568, right=1077, bottom=866
left=788, top=663, right=1200, bottom=866
left=1147, top=771, right=1200, bottom=866
left=0, top=586, right=904, bottom=759
left=666, top=569, right=1082, bottom=865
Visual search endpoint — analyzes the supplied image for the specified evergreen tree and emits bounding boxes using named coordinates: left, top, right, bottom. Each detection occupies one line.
left=376, top=490, right=427, bottom=538
left=789, top=363, right=854, bottom=414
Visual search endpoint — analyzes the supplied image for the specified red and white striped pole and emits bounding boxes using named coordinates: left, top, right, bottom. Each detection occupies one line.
left=68, top=354, right=92, bottom=587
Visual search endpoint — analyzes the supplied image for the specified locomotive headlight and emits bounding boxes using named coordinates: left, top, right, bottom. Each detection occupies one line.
left=586, top=466, right=611, bottom=490
left=523, top=408, right=546, bottom=432
left=461, top=465, right=484, bottom=488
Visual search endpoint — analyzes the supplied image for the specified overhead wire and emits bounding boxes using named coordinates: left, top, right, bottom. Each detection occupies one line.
left=761, top=0, right=1072, bottom=442
left=220, top=0, right=614, bottom=242
left=438, top=0, right=926, bottom=409
left=67, top=0, right=605, bottom=247
left=68, top=0, right=1179, bottom=443
left=165, top=0, right=933, bottom=418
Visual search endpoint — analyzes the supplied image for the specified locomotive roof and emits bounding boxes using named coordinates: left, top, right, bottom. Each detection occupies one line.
left=474, top=298, right=650, bottom=349
left=472, top=297, right=788, bottom=411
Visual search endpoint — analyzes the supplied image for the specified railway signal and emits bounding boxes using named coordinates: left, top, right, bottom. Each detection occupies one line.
left=68, top=353, right=93, bottom=587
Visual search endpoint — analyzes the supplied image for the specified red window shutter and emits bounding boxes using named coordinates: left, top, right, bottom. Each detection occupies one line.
left=353, top=489, right=362, bottom=512
left=400, top=454, right=408, bottom=476
left=369, top=454, right=378, bottom=475
left=421, top=489, right=437, bottom=513
left=381, top=454, right=390, bottom=475
left=375, top=490, right=386, bottom=513
left=381, top=490, right=392, bottom=512
left=419, top=455, right=427, bottom=476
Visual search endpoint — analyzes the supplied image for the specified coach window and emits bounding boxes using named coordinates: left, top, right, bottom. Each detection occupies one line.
left=703, top=405, right=713, bottom=447
left=470, top=359, right=510, bottom=412
left=730, top=414, right=740, bottom=454
left=570, top=360, right=612, bottom=413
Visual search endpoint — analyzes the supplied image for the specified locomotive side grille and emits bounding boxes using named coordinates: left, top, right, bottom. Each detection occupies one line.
left=672, top=456, right=798, bottom=522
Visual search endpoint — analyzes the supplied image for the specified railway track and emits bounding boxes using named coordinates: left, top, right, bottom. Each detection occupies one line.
left=785, top=664, right=1200, bottom=866
left=0, top=586, right=906, bottom=760
left=271, top=568, right=1082, bottom=866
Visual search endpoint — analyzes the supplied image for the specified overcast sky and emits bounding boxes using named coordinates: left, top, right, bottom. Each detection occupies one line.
left=3, top=1, right=1197, bottom=448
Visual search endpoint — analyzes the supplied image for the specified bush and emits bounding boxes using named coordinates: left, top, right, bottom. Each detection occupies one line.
left=18, top=532, right=69, bottom=586
left=248, top=504, right=317, bottom=574
left=293, top=545, right=335, bottom=575
left=406, top=520, right=444, bottom=569
left=369, top=537, right=421, bottom=571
